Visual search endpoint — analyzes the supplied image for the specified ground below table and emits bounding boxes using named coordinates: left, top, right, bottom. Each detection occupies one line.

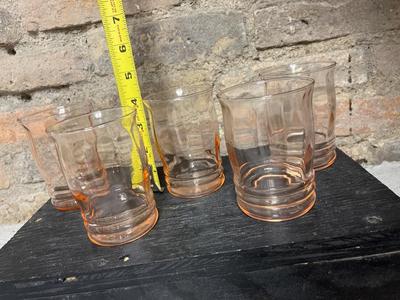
left=1, top=149, right=400, bottom=299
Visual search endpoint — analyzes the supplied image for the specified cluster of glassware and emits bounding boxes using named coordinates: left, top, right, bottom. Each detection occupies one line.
left=18, top=61, right=337, bottom=246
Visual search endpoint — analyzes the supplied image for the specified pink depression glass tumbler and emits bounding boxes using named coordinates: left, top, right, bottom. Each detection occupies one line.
left=47, top=107, right=158, bottom=246
left=218, top=78, right=316, bottom=222
left=258, top=61, right=337, bottom=170
left=146, top=84, right=225, bottom=198
left=18, top=104, right=93, bottom=211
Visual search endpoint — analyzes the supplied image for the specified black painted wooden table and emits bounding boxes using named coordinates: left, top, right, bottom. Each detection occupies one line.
left=1, top=149, right=400, bottom=299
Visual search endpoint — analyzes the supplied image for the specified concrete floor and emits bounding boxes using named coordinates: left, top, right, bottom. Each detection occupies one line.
left=364, top=161, right=400, bottom=197
left=1, top=162, right=399, bottom=250
left=0, top=224, right=23, bottom=249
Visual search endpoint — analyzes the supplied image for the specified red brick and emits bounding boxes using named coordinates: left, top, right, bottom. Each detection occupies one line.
left=0, top=105, right=52, bottom=144
left=335, top=95, right=351, bottom=137
left=351, top=96, right=400, bottom=135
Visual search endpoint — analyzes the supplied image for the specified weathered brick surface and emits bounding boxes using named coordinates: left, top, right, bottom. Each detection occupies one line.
left=351, top=97, right=400, bottom=136
left=0, top=49, right=89, bottom=94
left=0, top=8, right=22, bottom=46
left=87, top=28, right=112, bottom=77
left=131, top=11, right=247, bottom=66
left=370, top=42, right=400, bottom=96
left=0, top=142, right=44, bottom=227
left=87, top=10, right=247, bottom=81
left=255, top=0, right=400, bottom=49
left=18, top=0, right=182, bottom=32
left=88, top=11, right=247, bottom=78
left=0, top=142, right=42, bottom=185
left=373, top=43, right=400, bottom=78
left=0, top=166, right=10, bottom=190
left=0, top=182, right=47, bottom=223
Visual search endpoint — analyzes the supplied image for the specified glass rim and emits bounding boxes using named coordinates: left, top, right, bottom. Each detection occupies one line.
left=258, top=61, right=336, bottom=76
left=46, top=106, right=137, bottom=136
left=17, top=103, right=91, bottom=126
left=217, top=77, right=315, bottom=102
left=145, top=83, right=213, bottom=103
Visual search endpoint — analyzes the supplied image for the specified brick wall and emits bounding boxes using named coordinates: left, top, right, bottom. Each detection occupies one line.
left=1, top=0, right=399, bottom=223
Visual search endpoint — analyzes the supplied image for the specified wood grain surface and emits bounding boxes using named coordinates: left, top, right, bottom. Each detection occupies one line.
left=1, top=149, right=400, bottom=299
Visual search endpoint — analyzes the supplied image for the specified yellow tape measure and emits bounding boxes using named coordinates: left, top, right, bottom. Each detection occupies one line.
left=97, top=0, right=161, bottom=191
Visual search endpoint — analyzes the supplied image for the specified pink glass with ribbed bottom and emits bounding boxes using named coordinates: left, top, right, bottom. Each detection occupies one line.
left=257, top=61, right=336, bottom=170
left=218, top=78, right=316, bottom=222
left=146, top=84, right=225, bottom=198
left=47, top=107, right=158, bottom=246
left=18, top=104, right=93, bottom=211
